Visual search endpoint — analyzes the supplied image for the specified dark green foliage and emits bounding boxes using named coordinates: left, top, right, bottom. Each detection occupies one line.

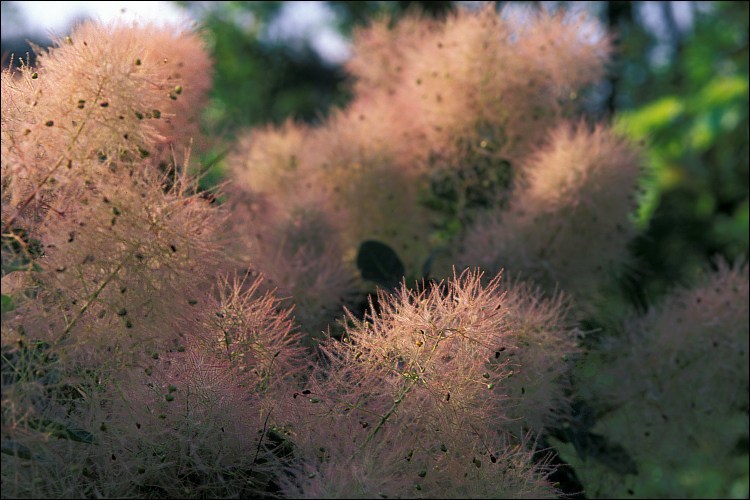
left=1, top=228, right=44, bottom=276
left=26, top=417, right=97, bottom=445
left=420, top=140, right=514, bottom=243
left=1, top=294, right=13, bottom=314
left=195, top=1, right=455, bottom=138
left=203, top=16, right=349, bottom=134
left=0, top=440, right=35, bottom=460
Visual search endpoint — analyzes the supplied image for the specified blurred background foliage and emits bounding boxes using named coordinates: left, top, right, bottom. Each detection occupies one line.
left=610, top=0, right=749, bottom=304
left=1, top=1, right=748, bottom=497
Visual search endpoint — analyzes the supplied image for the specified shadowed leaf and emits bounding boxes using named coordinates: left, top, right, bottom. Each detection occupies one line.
left=357, top=240, right=405, bottom=289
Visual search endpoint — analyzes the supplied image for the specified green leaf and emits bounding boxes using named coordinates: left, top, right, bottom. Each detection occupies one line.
left=1, top=294, right=14, bottom=314
left=27, top=417, right=98, bottom=444
left=356, top=240, right=405, bottom=289
left=2, top=260, right=43, bottom=275
left=616, top=96, right=685, bottom=138
left=1, top=440, right=34, bottom=460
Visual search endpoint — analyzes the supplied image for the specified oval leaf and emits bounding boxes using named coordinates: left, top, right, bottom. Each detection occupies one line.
left=356, top=240, right=405, bottom=289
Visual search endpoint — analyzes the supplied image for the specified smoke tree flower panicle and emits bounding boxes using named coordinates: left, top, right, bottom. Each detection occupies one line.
left=100, top=347, right=276, bottom=497
left=1, top=20, right=212, bottom=244
left=0, top=19, right=254, bottom=499
left=460, top=122, right=642, bottom=300
left=6, top=163, right=226, bottom=362
left=1, top=18, right=220, bottom=365
left=226, top=147, right=358, bottom=340
left=597, top=260, right=749, bottom=455
left=564, top=260, right=750, bottom=497
left=33, top=21, right=211, bottom=157
left=497, top=277, right=579, bottom=431
left=279, top=416, right=559, bottom=499
left=279, top=269, right=577, bottom=497
left=347, top=5, right=611, bottom=165
left=188, top=271, right=307, bottom=389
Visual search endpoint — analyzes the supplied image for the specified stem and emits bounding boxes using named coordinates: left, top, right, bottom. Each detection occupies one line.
left=253, top=409, right=272, bottom=465
left=57, top=248, right=134, bottom=343
left=363, top=377, right=418, bottom=446
left=362, top=332, right=444, bottom=447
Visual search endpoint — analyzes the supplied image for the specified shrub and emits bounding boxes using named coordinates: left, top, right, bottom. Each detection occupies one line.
left=1, top=4, right=746, bottom=499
